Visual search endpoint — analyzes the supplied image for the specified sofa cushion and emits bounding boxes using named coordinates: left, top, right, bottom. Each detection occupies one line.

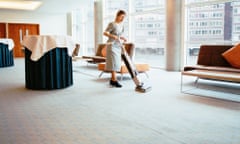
left=222, top=43, right=240, bottom=69
left=197, top=45, right=233, bottom=67
left=98, top=62, right=149, bottom=74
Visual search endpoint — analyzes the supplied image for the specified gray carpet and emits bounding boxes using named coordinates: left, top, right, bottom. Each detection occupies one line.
left=0, top=58, right=240, bottom=144
left=181, top=77, right=240, bottom=102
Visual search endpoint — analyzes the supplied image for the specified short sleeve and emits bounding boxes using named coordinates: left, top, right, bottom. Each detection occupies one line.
left=105, top=22, right=114, bottom=33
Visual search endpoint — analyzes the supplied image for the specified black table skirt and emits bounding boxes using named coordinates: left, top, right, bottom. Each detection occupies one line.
left=25, top=48, right=73, bottom=90
left=0, top=43, right=14, bottom=67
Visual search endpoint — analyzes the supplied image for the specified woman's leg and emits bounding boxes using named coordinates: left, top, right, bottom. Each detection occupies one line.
left=111, top=71, right=117, bottom=81
left=110, top=71, right=122, bottom=87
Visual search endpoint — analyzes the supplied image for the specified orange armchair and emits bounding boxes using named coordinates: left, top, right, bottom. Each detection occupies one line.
left=97, top=43, right=150, bottom=80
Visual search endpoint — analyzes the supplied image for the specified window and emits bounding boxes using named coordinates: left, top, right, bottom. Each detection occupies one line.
left=103, top=0, right=129, bottom=42
left=99, top=0, right=240, bottom=68
left=185, top=0, right=240, bottom=65
left=71, top=2, right=94, bottom=56
left=103, top=0, right=166, bottom=68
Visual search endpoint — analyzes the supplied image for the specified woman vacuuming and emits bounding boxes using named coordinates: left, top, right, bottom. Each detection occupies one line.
left=103, top=10, right=127, bottom=88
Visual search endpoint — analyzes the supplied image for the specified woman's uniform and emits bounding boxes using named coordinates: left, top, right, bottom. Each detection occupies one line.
left=104, top=22, right=124, bottom=71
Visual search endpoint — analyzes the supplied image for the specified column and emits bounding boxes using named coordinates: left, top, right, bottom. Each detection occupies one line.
left=94, top=0, right=104, bottom=52
left=165, top=0, right=183, bottom=71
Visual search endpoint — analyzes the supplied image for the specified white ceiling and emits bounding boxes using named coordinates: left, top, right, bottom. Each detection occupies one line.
left=0, top=0, right=93, bottom=14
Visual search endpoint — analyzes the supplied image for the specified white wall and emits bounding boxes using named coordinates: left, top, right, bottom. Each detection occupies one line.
left=0, top=11, right=67, bottom=35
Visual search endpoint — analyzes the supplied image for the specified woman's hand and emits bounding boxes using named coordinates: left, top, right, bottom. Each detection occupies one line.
left=120, top=36, right=127, bottom=42
left=112, top=35, right=118, bottom=40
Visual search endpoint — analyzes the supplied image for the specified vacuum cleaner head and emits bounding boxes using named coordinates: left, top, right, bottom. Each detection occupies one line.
left=135, top=83, right=152, bottom=93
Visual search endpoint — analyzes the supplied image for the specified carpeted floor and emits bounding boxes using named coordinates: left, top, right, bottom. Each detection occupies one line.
left=0, top=58, right=240, bottom=144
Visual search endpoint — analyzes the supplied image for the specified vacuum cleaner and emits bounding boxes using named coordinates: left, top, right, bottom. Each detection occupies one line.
left=120, top=43, right=152, bottom=93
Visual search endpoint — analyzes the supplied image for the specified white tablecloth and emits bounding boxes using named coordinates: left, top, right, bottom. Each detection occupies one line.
left=0, top=39, right=14, bottom=50
left=22, top=35, right=76, bottom=61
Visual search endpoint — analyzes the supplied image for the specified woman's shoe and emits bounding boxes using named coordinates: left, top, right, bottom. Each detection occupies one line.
left=110, top=80, right=122, bottom=88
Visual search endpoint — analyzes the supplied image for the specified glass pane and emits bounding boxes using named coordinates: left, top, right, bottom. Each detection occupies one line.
left=185, top=0, right=240, bottom=65
left=133, top=0, right=165, bottom=12
left=71, top=3, right=94, bottom=56
left=132, top=12, right=165, bottom=68
left=104, top=0, right=128, bottom=17
left=103, top=0, right=129, bottom=42
left=103, top=0, right=166, bottom=68
left=131, top=0, right=165, bottom=68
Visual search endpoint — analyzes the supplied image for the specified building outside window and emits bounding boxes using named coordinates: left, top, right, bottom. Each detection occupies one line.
left=72, top=0, right=239, bottom=68
left=103, top=0, right=129, bottom=42
left=103, top=0, right=165, bottom=68
left=232, top=1, right=240, bottom=41
left=103, top=0, right=239, bottom=68
left=185, top=0, right=240, bottom=65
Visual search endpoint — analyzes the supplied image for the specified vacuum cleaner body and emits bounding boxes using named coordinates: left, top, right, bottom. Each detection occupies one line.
left=121, top=44, right=152, bottom=93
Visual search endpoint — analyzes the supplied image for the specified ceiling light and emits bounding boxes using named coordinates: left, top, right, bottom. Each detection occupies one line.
left=0, top=1, right=42, bottom=10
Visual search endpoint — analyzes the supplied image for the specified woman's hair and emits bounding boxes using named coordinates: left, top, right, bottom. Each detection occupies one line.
left=116, top=10, right=126, bottom=17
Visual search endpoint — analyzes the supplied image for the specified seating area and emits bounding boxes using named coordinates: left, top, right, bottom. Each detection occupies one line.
left=181, top=44, right=240, bottom=94
left=82, top=44, right=107, bottom=64
left=96, top=43, right=150, bottom=79
left=80, top=42, right=150, bottom=79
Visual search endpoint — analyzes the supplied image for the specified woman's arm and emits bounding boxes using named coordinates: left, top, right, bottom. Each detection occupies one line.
left=103, top=31, right=118, bottom=40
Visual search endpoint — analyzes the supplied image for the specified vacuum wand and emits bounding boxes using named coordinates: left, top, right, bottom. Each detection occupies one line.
left=119, top=40, right=152, bottom=93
